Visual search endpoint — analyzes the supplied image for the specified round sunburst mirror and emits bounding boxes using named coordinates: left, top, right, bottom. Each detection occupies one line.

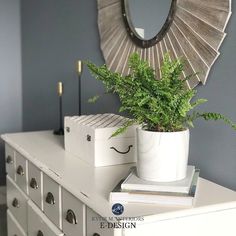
left=97, top=0, right=232, bottom=89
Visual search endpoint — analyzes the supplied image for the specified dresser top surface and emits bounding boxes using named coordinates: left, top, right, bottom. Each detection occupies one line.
left=2, top=131, right=236, bottom=221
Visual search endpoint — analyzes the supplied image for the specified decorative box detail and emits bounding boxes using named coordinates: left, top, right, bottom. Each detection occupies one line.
left=64, top=114, right=137, bottom=167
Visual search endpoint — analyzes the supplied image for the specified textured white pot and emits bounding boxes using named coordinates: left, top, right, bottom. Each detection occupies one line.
left=136, top=128, right=189, bottom=182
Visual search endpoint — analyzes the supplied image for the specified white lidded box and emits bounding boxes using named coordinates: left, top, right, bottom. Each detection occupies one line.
left=64, top=114, right=137, bottom=167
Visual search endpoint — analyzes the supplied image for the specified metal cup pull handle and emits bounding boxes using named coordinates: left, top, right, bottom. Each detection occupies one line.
left=6, top=155, right=13, bottom=164
left=93, top=233, right=101, bottom=236
left=45, top=192, right=55, bottom=205
left=37, top=230, right=44, bottom=236
left=16, top=165, right=24, bottom=176
left=66, top=209, right=77, bottom=224
left=30, top=178, right=39, bottom=190
left=12, top=198, right=20, bottom=208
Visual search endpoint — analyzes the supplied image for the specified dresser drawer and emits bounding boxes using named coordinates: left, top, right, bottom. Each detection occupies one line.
left=15, top=152, right=28, bottom=194
left=62, top=188, right=85, bottom=236
left=5, top=144, right=15, bottom=181
left=7, top=176, right=28, bottom=233
left=28, top=161, right=42, bottom=209
left=7, top=210, right=26, bottom=236
left=28, top=200, right=64, bottom=236
left=86, top=207, right=113, bottom=236
left=43, top=174, right=61, bottom=229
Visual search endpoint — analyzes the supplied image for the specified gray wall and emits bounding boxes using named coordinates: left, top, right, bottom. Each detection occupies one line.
left=189, top=6, right=236, bottom=190
left=21, top=0, right=120, bottom=132
left=21, top=1, right=236, bottom=190
left=0, top=0, right=22, bottom=185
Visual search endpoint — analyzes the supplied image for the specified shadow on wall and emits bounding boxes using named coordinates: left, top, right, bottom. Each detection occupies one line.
left=0, top=205, right=7, bottom=235
left=0, top=0, right=22, bottom=186
left=0, top=141, right=6, bottom=186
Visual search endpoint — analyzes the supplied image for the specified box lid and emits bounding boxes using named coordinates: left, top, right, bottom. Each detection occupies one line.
left=65, top=114, right=137, bottom=140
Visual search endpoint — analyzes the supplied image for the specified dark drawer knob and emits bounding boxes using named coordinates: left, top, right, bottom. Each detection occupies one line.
left=30, top=178, right=39, bottom=190
left=16, top=165, right=24, bottom=176
left=45, top=192, right=55, bottom=205
left=93, top=233, right=100, bottom=236
left=6, top=155, right=13, bottom=164
left=12, top=198, right=20, bottom=208
left=37, top=230, right=44, bottom=236
left=66, top=209, right=77, bottom=224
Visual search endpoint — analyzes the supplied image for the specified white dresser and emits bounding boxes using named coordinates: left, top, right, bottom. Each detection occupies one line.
left=2, top=131, right=236, bottom=236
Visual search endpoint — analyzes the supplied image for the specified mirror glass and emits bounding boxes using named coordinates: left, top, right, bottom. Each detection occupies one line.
left=125, top=0, right=173, bottom=40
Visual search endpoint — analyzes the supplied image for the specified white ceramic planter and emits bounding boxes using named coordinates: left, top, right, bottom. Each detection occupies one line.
left=136, top=128, right=189, bottom=182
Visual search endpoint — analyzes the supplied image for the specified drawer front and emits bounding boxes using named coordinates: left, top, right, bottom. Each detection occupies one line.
left=7, top=210, right=26, bottom=236
left=28, top=200, right=63, bottom=236
left=15, top=152, right=28, bottom=194
left=7, top=176, right=28, bottom=233
left=28, top=162, right=42, bottom=209
left=62, top=188, right=84, bottom=236
left=43, top=174, right=61, bottom=229
left=5, top=144, right=15, bottom=181
left=86, top=207, right=113, bottom=236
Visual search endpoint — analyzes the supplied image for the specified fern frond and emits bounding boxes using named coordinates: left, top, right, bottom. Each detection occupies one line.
left=110, top=119, right=137, bottom=138
left=87, top=53, right=236, bottom=135
left=88, top=95, right=100, bottom=103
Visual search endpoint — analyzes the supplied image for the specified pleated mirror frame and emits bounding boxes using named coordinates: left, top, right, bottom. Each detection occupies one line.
left=97, top=0, right=232, bottom=89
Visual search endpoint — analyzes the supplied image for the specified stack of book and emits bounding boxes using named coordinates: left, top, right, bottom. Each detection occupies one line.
left=110, top=166, right=200, bottom=207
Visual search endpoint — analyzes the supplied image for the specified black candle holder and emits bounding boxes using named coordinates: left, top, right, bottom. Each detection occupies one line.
left=77, top=60, right=83, bottom=116
left=54, top=82, right=64, bottom=136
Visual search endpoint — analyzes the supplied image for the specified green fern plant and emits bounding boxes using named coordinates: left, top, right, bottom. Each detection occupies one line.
left=87, top=53, right=236, bottom=137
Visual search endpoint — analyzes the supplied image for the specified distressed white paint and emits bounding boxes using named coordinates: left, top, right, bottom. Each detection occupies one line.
left=2, top=131, right=236, bottom=236
left=64, top=114, right=137, bottom=167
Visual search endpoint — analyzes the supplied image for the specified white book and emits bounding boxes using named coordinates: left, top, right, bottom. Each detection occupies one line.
left=109, top=169, right=200, bottom=207
left=121, top=166, right=195, bottom=194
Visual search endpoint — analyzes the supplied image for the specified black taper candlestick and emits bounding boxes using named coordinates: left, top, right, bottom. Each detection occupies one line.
left=77, top=60, right=83, bottom=116
left=78, top=73, right=82, bottom=116
left=54, top=82, right=64, bottom=135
